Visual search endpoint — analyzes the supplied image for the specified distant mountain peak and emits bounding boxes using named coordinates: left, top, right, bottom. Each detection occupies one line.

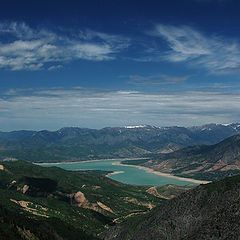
left=124, top=125, right=149, bottom=129
left=123, top=125, right=163, bottom=129
left=1, top=123, right=240, bottom=163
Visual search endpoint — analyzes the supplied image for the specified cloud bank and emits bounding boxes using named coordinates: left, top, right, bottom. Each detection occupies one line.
left=1, top=88, right=240, bottom=130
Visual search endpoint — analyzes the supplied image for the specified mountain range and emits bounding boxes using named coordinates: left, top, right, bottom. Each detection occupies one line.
left=1, top=124, right=240, bottom=239
left=1, top=123, right=240, bottom=162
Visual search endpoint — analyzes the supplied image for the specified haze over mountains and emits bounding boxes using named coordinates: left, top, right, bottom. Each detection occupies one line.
left=1, top=123, right=240, bottom=162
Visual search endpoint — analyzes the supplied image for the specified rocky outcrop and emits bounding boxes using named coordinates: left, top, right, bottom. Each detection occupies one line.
left=73, top=191, right=89, bottom=207
left=22, top=185, right=29, bottom=194
left=146, top=186, right=170, bottom=199
left=72, top=191, right=115, bottom=215
left=97, top=202, right=114, bottom=214
left=10, top=199, right=49, bottom=218
left=124, top=197, right=155, bottom=210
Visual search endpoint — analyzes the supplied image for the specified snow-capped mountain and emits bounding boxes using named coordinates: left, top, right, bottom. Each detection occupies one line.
left=0, top=123, right=240, bottom=162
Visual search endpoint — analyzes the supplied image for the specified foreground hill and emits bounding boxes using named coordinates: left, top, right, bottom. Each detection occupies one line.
left=123, top=134, right=240, bottom=181
left=1, top=123, right=240, bottom=162
left=0, top=160, right=173, bottom=239
left=104, top=174, right=240, bottom=240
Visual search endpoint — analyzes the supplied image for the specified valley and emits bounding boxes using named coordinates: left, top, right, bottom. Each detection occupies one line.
left=1, top=0, right=240, bottom=238
left=0, top=160, right=190, bottom=239
left=40, top=159, right=207, bottom=186
left=1, top=124, right=240, bottom=239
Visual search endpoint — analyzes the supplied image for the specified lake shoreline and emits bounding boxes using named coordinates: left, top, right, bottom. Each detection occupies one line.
left=115, top=162, right=210, bottom=185
left=38, top=158, right=210, bottom=185
left=106, top=170, right=125, bottom=177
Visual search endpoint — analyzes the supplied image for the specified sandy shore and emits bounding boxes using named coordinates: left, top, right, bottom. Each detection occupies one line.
left=106, top=171, right=125, bottom=177
left=115, top=162, right=210, bottom=185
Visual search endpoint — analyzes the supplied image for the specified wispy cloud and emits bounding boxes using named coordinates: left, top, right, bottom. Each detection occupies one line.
left=144, top=24, right=240, bottom=74
left=1, top=22, right=239, bottom=74
left=128, top=74, right=189, bottom=86
left=0, top=22, right=129, bottom=70
left=1, top=87, right=240, bottom=130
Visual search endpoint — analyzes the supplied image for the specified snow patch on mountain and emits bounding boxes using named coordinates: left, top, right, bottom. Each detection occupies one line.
left=124, top=125, right=148, bottom=129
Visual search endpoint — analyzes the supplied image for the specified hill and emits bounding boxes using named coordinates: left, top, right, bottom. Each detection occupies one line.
left=123, top=134, right=240, bottom=181
left=104, top=174, right=240, bottom=240
left=0, top=160, right=172, bottom=239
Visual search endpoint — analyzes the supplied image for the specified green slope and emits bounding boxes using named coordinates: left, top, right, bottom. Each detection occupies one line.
left=0, top=160, right=164, bottom=239
left=104, top=174, right=240, bottom=240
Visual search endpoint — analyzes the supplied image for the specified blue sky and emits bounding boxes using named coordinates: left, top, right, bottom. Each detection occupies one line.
left=1, top=0, right=240, bottom=130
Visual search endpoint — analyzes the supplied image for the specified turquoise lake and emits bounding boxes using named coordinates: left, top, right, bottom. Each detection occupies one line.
left=40, top=160, right=195, bottom=186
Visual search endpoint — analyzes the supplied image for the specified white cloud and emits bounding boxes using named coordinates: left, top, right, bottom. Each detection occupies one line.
left=147, top=24, right=240, bottom=73
left=1, top=88, right=240, bottom=130
left=1, top=22, right=239, bottom=74
left=0, top=22, right=129, bottom=70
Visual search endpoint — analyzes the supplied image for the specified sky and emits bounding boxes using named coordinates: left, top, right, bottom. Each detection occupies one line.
left=1, top=0, right=240, bottom=131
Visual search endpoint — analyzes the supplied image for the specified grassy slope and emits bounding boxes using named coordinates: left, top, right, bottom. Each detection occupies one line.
left=0, top=160, right=163, bottom=239
left=0, top=189, right=96, bottom=240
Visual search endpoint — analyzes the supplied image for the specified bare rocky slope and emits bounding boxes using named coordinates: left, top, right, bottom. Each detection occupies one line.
left=125, top=134, right=240, bottom=181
